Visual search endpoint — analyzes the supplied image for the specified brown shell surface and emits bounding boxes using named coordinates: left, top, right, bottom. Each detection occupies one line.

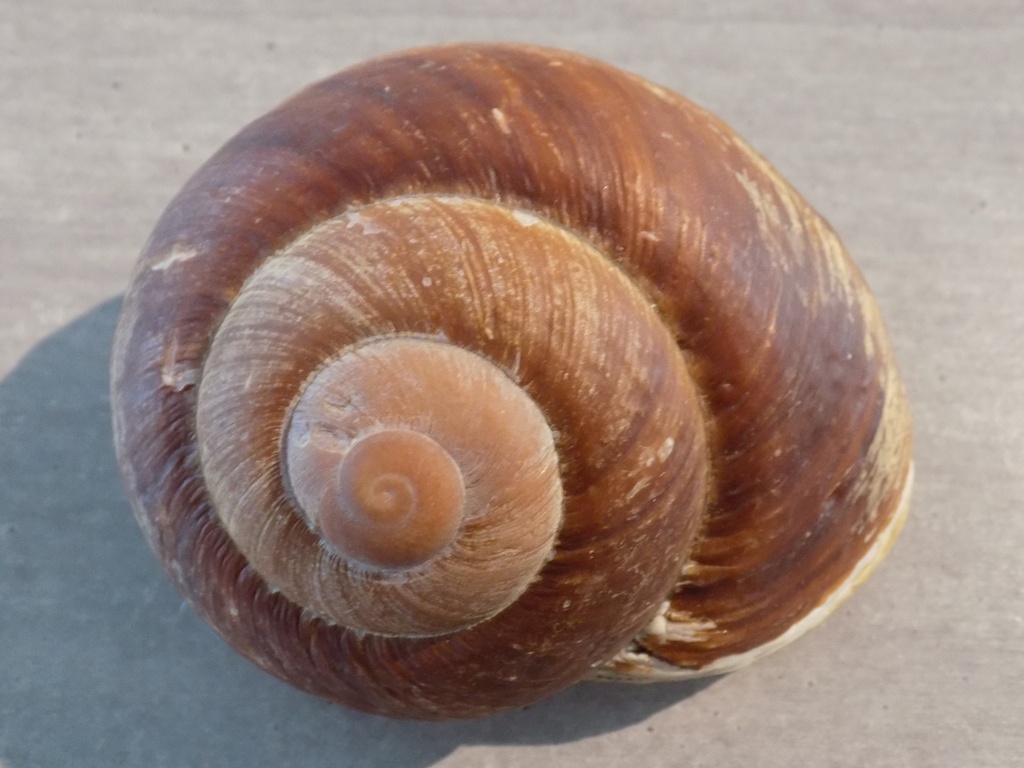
left=111, top=44, right=912, bottom=718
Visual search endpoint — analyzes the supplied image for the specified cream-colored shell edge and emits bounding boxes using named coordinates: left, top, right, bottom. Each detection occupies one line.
left=590, top=462, right=914, bottom=682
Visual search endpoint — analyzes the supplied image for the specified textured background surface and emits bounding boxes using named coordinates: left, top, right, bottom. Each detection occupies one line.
left=1, top=1, right=1021, bottom=766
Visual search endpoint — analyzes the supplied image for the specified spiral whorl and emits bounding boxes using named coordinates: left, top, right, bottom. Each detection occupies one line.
left=112, top=43, right=912, bottom=718
left=305, top=426, right=467, bottom=571
left=199, top=303, right=573, bottom=636
left=183, top=191, right=708, bottom=681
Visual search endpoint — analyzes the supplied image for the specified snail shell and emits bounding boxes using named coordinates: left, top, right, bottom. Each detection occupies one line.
left=111, top=44, right=913, bottom=719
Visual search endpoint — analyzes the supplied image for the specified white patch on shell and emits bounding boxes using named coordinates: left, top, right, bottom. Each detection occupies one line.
left=660, top=612, right=719, bottom=643
left=625, top=476, right=652, bottom=501
left=681, top=559, right=702, bottom=578
left=151, top=244, right=198, bottom=271
left=491, top=107, right=511, bottom=135
left=343, top=211, right=386, bottom=235
left=643, top=601, right=672, bottom=637
left=512, top=209, right=541, bottom=228
left=657, top=437, right=675, bottom=462
left=641, top=80, right=675, bottom=103
left=160, top=331, right=199, bottom=392
left=646, top=614, right=668, bottom=638
left=161, top=364, right=198, bottom=392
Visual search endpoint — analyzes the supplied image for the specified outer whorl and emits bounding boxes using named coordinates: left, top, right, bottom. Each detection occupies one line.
left=112, top=44, right=912, bottom=719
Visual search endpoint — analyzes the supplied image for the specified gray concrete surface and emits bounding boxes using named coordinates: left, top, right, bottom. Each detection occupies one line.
left=1, top=1, right=1022, bottom=766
